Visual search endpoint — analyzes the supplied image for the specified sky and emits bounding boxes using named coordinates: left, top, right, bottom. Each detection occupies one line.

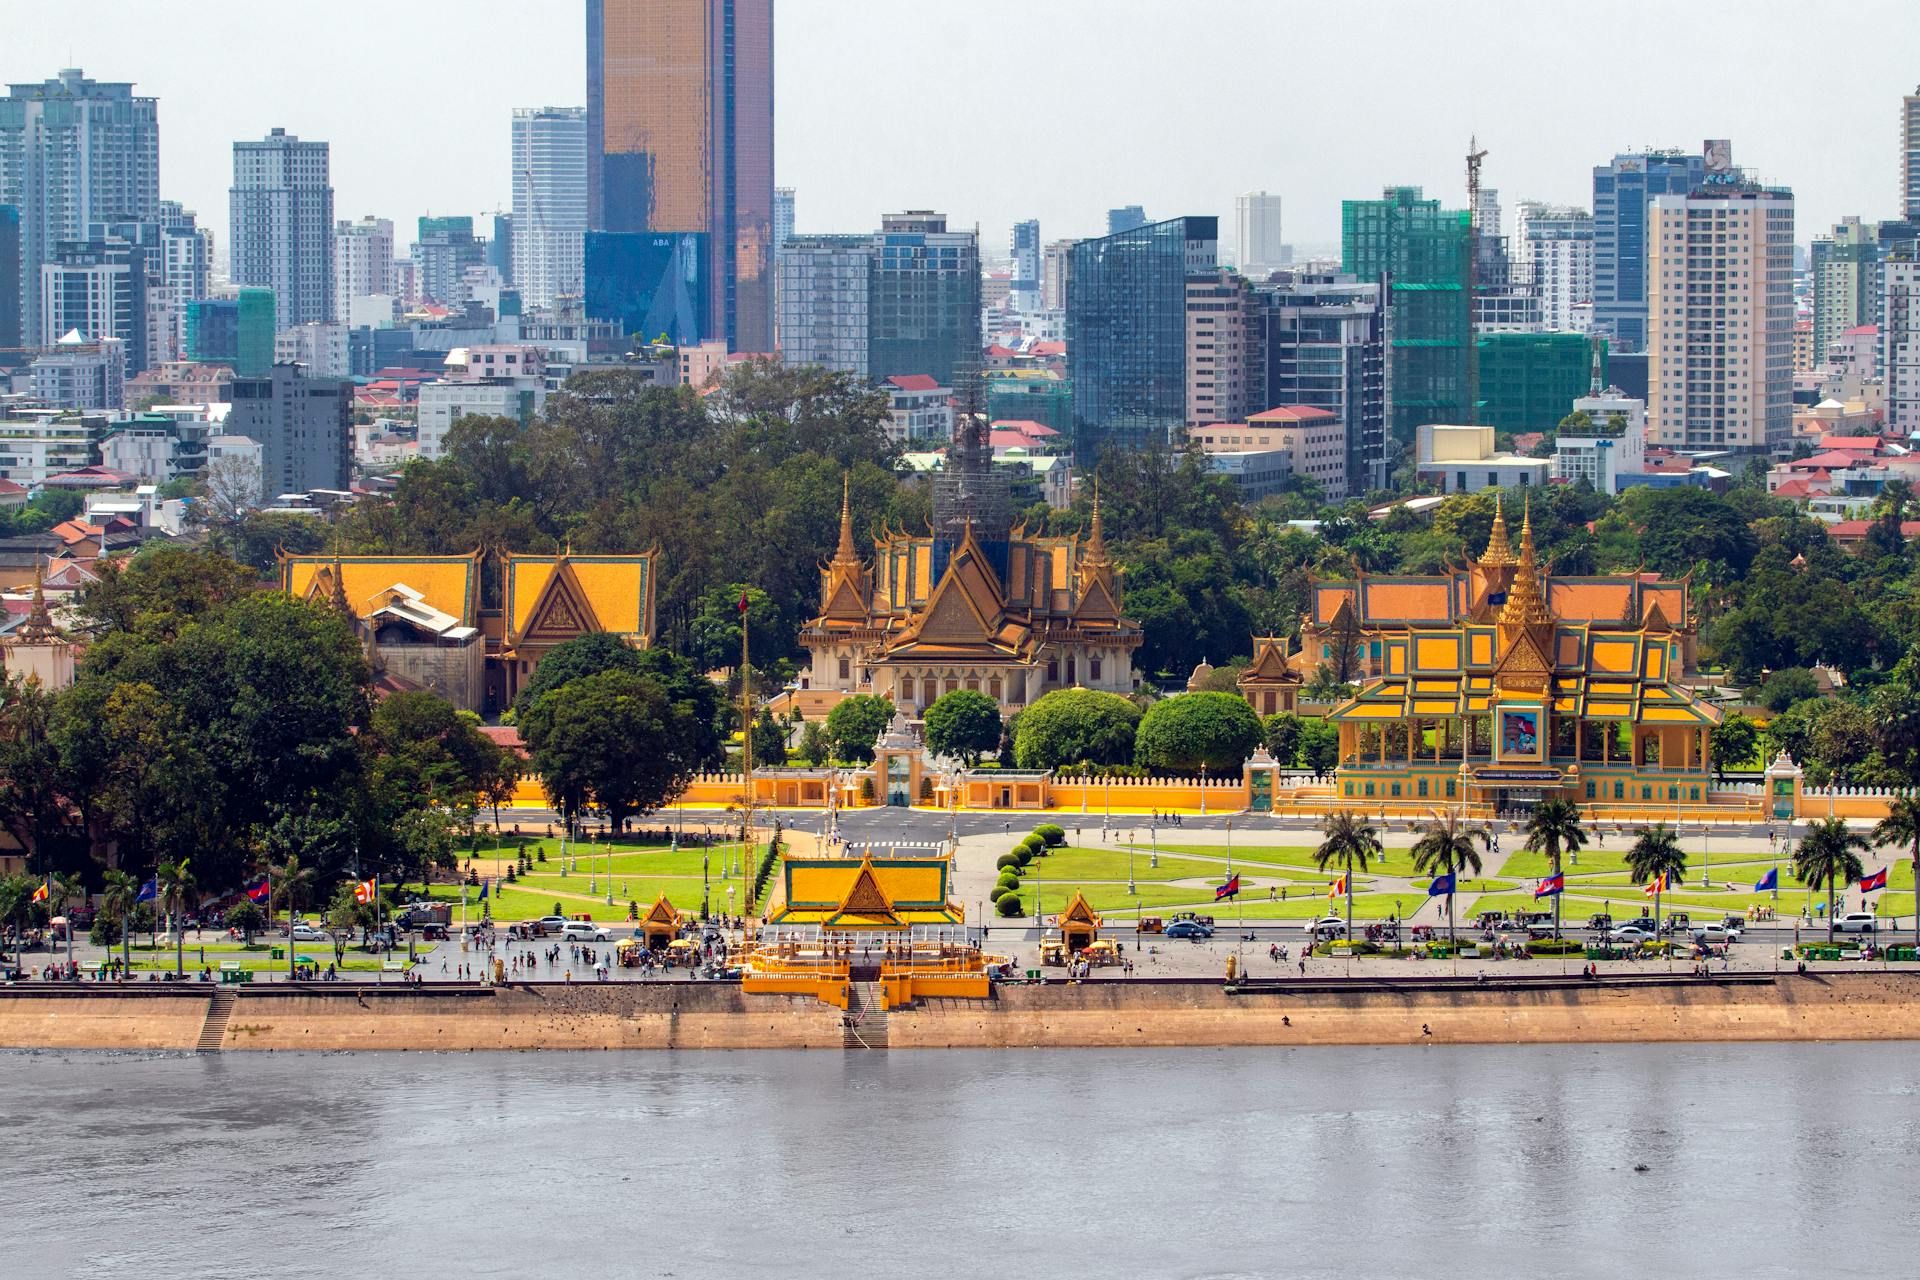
left=10, top=0, right=1920, bottom=265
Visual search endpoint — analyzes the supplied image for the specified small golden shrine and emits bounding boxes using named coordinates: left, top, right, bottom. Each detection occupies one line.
left=638, top=894, right=682, bottom=951
left=1055, top=891, right=1102, bottom=953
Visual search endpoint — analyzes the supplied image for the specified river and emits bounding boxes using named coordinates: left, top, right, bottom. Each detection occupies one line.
left=0, top=1044, right=1910, bottom=1278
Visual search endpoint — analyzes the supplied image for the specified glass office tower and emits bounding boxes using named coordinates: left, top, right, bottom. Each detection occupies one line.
left=586, top=0, right=773, bottom=352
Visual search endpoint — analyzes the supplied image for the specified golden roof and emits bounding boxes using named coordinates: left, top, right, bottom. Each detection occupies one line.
left=1480, top=496, right=1516, bottom=567
left=281, top=553, right=480, bottom=626
left=504, top=552, right=653, bottom=643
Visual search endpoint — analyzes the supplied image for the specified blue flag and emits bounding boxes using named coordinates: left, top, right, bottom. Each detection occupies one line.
left=135, top=878, right=158, bottom=904
left=1427, top=873, right=1456, bottom=898
left=478, top=878, right=489, bottom=901
left=1754, top=867, right=1778, bottom=893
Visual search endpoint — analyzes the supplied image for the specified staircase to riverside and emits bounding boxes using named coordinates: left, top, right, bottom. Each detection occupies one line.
left=842, top=981, right=889, bottom=1049
left=196, top=988, right=237, bottom=1053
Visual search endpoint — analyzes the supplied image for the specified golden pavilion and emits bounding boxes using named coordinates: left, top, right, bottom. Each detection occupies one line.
left=280, top=547, right=655, bottom=713
left=1318, top=499, right=1723, bottom=813
left=798, top=435, right=1142, bottom=718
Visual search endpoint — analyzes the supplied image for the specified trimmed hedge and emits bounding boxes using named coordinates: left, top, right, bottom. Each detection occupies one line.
left=995, top=853, right=1022, bottom=871
left=1034, top=824, right=1066, bottom=847
left=995, top=872, right=1022, bottom=895
left=1525, top=938, right=1583, bottom=956
left=996, top=894, right=1026, bottom=917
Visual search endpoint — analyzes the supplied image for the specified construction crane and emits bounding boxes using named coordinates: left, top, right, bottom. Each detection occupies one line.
left=1465, top=136, right=1489, bottom=426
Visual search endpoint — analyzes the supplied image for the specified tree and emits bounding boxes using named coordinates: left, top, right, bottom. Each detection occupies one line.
left=1793, top=816, right=1869, bottom=944
left=750, top=708, right=788, bottom=769
left=1626, top=824, right=1688, bottom=945
left=514, top=635, right=725, bottom=772
left=53, top=870, right=86, bottom=970
left=1521, top=797, right=1587, bottom=938
left=1872, top=796, right=1920, bottom=958
left=326, top=884, right=374, bottom=964
left=271, top=855, right=315, bottom=980
left=155, top=859, right=195, bottom=978
left=1411, top=813, right=1489, bottom=951
left=1711, top=713, right=1760, bottom=778
left=1263, top=712, right=1304, bottom=767
left=101, top=868, right=138, bottom=976
left=1133, top=693, right=1264, bottom=774
left=1314, top=812, right=1381, bottom=942
left=227, top=900, right=265, bottom=946
left=922, top=690, right=1002, bottom=766
left=798, top=720, right=830, bottom=767
left=526, top=669, right=704, bottom=832
left=825, top=694, right=894, bottom=764
left=686, top=583, right=780, bottom=678
left=1012, top=689, right=1141, bottom=770
left=0, top=676, right=64, bottom=872
left=1299, top=719, right=1340, bottom=776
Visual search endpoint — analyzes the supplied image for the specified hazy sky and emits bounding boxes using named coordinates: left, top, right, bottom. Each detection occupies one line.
left=11, top=0, right=1919, bottom=263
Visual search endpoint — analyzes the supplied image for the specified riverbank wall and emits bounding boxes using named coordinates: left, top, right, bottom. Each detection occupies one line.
left=3, top=974, right=1918, bottom=1051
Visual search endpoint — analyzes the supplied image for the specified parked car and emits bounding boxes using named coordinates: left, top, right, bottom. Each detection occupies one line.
left=1164, top=920, right=1212, bottom=940
left=538, top=915, right=571, bottom=934
left=1305, top=917, right=1348, bottom=940
left=1608, top=924, right=1658, bottom=944
left=561, top=921, right=611, bottom=943
left=290, top=925, right=330, bottom=943
left=1834, top=912, right=1878, bottom=935
left=1691, top=924, right=1742, bottom=945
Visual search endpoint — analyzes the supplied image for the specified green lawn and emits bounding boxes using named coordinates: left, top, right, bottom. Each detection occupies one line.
left=1412, top=878, right=1517, bottom=894
left=1145, top=843, right=1426, bottom=878
left=1020, top=847, right=1234, bottom=883
left=1004, top=885, right=1226, bottom=916
left=114, top=943, right=428, bottom=973
left=1499, top=848, right=1640, bottom=878
left=423, top=882, right=716, bottom=923
left=491, top=844, right=743, bottom=876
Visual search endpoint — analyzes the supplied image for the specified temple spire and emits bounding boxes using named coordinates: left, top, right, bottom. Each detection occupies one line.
left=834, top=472, right=858, bottom=563
left=18, top=560, right=56, bottom=641
left=328, top=533, right=351, bottom=618
left=1499, top=497, right=1551, bottom=626
left=1480, top=495, right=1515, bottom=567
left=1085, top=478, right=1108, bottom=563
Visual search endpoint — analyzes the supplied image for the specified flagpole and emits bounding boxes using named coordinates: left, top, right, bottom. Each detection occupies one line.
left=739, top=588, right=755, bottom=928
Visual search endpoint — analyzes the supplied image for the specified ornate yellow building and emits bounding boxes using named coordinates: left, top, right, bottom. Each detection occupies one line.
left=799, top=455, right=1141, bottom=716
left=1320, top=500, right=1723, bottom=813
left=281, top=548, right=655, bottom=712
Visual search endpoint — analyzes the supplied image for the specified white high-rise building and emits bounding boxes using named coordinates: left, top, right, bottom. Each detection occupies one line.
left=230, top=129, right=334, bottom=330
left=1884, top=255, right=1920, bottom=435
left=1234, top=191, right=1286, bottom=276
left=1646, top=174, right=1795, bottom=453
left=334, top=216, right=395, bottom=324
left=0, top=69, right=160, bottom=351
left=510, top=107, right=587, bottom=311
left=1903, top=85, right=1920, bottom=221
left=1514, top=202, right=1594, bottom=333
left=774, top=187, right=795, bottom=252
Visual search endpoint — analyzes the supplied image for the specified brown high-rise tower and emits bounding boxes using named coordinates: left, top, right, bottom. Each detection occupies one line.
left=587, top=0, right=773, bottom=352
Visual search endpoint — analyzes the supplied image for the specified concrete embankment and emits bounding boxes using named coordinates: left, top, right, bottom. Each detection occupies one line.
left=4, top=974, right=1919, bottom=1051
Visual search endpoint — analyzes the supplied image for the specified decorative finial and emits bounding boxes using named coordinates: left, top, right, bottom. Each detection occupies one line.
left=18, top=559, right=56, bottom=641
left=1480, top=494, right=1515, bottom=567
left=1498, top=495, right=1551, bottom=626
left=835, top=472, right=857, bottom=562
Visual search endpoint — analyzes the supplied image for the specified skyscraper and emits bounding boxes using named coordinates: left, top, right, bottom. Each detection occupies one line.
left=0, top=205, right=18, bottom=360
left=1249, top=273, right=1385, bottom=495
left=230, top=128, right=334, bottom=330
left=1106, top=205, right=1147, bottom=236
left=869, top=211, right=980, bottom=389
left=1010, top=218, right=1040, bottom=308
left=586, top=0, right=773, bottom=352
left=0, top=69, right=160, bottom=354
left=334, top=216, right=396, bottom=322
left=1646, top=161, right=1794, bottom=452
left=512, top=107, right=588, bottom=311
left=775, top=233, right=871, bottom=376
left=1067, top=215, right=1218, bottom=460
left=773, top=187, right=795, bottom=252
left=39, top=235, right=146, bottom=372
left=1513, top=203, right=1594, bottom=332
left=1235, top=191, right=1286, bottom=276
left=1343, top=187, right=1471, bottom=454
left=1591, top=148, right=1706, bottom=352
left=413, top=216, right=484, bottom=306
left=1811, top=216, right=1882, bottom=359
left=1904, top=86, right=1920, bottom=220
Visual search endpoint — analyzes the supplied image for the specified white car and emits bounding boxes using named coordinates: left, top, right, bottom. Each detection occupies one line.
left=1833, top=912, right=1878, bottom=935
left=1690, top=924, right=1742, bottom=945
left=1304, top=917, right=1347, bottom=939
left=290, top=924, right=330, bottom=942
left=561, top=921, right=611, bottom=943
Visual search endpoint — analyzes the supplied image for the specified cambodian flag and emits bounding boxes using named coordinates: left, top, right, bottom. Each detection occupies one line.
left=1860, top=867, right=1889, bottom=893
left=1427, top=873, right=1455, bottom=898
left=1215, top=875, right=1240, bottom=902
left=1535, top=874, right=1564, bottom=899
left=1754, top=867, right=1779, bottom=893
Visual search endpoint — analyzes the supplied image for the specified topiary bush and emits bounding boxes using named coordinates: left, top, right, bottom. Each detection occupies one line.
left=995, top=853, right=1022, bottom=871
left=995, top=893, right=1026, bottom=917
left=995, top=872, right=1021, bottom=896
left=1034, top=824, right=1066, bottom=847
left=1014, top=846, right=1036, bottom=867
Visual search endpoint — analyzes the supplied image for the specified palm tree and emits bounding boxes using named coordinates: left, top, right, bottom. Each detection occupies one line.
left=1522, top=797, right=1588, bottom=940
left=155, top=860, right=195, bottom=977
left=101, top=869, right=137, bottom=978
left=53, top=871, right=86, bottom=971
left=1794, top=816, right=1869, bottom=945
left=1411, top=812, right=1490, bottom=952
left=273, top=856, right=314, bottom=981
left=1871, top=796, right=1920, bottom=957
left=1626, top=824, right=1688, bottom=946
left=1315, top=811, right=1382, bottom=944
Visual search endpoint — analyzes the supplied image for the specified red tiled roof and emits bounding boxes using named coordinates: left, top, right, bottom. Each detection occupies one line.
left=1828, top=519, right=1920, bottom=541
left=0, top=479, right=25, bottom=496
left=1031, top=341, right=1066, bottom=356
left=1815, top=435, right=1886, bottom=451
left=1842, top=325, right=1880, bottom=337
left=988, top=419, right=1059, bottom=436
left=886, top=374, right=941, bottom=392
left=1248, top=405, right=1337, bottom=424
left=1770, top=478, right=1818, bottom=498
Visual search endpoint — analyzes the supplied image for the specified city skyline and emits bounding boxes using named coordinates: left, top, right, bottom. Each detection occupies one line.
left=6, top=0, right=1917, bottom=268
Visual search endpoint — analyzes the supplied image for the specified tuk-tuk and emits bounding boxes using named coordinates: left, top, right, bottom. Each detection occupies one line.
left=1136, top=917, right=1165, bottom=934
left=1586, top=913, right=1613, bottom=932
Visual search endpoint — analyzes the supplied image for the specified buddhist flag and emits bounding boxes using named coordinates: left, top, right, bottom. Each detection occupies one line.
left=1535, top=874, right=1564, bottom=899
left=1215, top=874, right=1241, bottom=902
left=353, top=879, right=377, bottom=904
left=1644, top=873, right=1668, bottom=896
left=1327, top=875, right=1347, bottom=898
left=30, top=881, right=48, bottom=903
left=1860, top=867, right=1889, bottom=893
left=1754, top=868, right=1779, bottom=893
